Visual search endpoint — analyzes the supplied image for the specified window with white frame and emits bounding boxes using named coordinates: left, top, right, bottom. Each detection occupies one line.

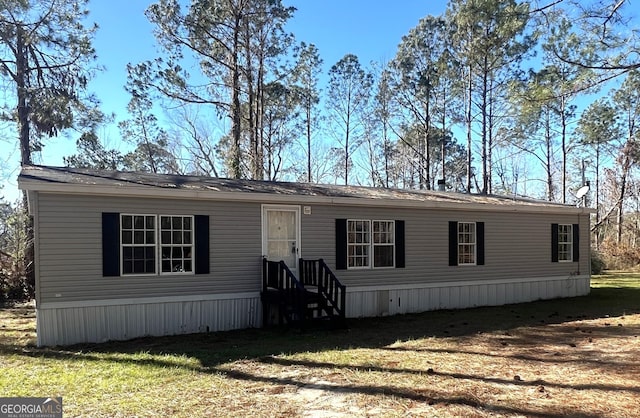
left=457, top=222, right=476, bottom=265
left=347, top=219, right=395, bottom=269
left=558, top=224, right=573, bottom=262
left=160, top=215, right=194, bottom=273
left=121, top=214, right=157, bottom=275
left=348, top=220, right=370, bottom=268
left=120, top=214, right=194, bottom=275
left=373, top=220, right=395, bottom=268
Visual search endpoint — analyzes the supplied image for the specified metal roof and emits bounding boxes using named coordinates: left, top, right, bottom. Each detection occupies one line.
left=18, top=165, right=592, bottom=214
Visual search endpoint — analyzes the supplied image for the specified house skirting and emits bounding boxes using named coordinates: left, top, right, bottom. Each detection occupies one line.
left=36, top=275, right=590, bottom=346
left=36, top=293, right=262, bottom=347
left=346, top=275, right=591, bottom=317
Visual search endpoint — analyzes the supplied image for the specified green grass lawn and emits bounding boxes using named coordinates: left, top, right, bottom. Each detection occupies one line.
left=1, top=274, right=639, bottom=417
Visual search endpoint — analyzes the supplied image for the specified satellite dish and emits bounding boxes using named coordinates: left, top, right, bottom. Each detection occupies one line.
left=575, top=185, right=590, bottom=199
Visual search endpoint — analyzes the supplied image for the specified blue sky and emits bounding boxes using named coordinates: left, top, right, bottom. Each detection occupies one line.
left=1, top=0, right=445, bottom=201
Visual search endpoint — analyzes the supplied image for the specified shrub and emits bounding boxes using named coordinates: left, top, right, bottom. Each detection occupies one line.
left=598, top=239, right=640, bottom=271
left=590, top=250, right=606, bottom=275
left=0, top=258, right=28, bottom=302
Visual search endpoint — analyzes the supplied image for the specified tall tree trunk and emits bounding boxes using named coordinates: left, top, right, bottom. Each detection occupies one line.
left=545, top=111, right=553, bottom=201
left=306, top=96, right=312, bottom=182
left=441, top=85, right=447, bottom=185
left=230, top=14, right=242, bottom=179
left=16, top=26, right=35, bottom=297
left=617, top=134, right=634, bottom=244
left=384, top=122, right=390, bottom=188
left=246, top=58, right=256, bottom=178
left=344, top=90, right=351, bottom=185
left=595, top=142, right=601, bottom=250
left=17, top=26, right=30, bottom=166
left=255, top=47, right=265, bottom=180
left=617, top=172, right=626, bottom=244
left=481, top=56, right=488, bottom=195
left=561, top=95, right=568, bottom=204
left=424, top=94, right=431, bottom=190
left=487, top=75, right=494, bottom=195
left=466, top=65, right=473, bottom=193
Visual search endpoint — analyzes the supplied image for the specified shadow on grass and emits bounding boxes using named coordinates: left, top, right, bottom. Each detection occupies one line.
left=2, top=284, right=639, bottom=417
left=258, top=355, right=640, bottom=394
left=3, top=287, right=640, bottom=366
left=218, top=368, right=603, bottom=418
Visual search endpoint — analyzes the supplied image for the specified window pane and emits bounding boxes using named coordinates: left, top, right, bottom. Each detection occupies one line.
left=123, top=261, right=132, bottom=274
left=134, top=231, right=145, bottom=244
left=173, top=231, right=182, bottom=244
left=162, top=260, right=171, bottom=272
left=122, top=231, right=133, bottom=245
left=172, top=216, right=182, bottom=229
left=161, top=216, right=171, bottom=229
left=183, top=232, right=192, bottom=244
left=122, top=215, right=132, bottom=229
left=146, top=216, right=155, bottom=229
left=268, top=241, right=289, bottom=258
left=172, top=247, right=182, bottom=258
left=184, top=260, right=192, bottom=272
left=134, top=216, right=144, bottom=229
left=374, top=246, right=394, bottom=267
left=134, top=247, right=144, bottom=259
left=161, top=231, right=171, bottom=244
left=183, top=217, right=191, bottom=229
left=145, top=260, right=155, bottom=273
left=146, top=231, right=155, bottom=244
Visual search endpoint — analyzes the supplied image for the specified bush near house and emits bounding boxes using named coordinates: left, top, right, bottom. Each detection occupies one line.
left=0, top=255, right=28, bottom=302
left=598, top=240, right=640, bottom=271
left=591, top=250, right=606, bottom=274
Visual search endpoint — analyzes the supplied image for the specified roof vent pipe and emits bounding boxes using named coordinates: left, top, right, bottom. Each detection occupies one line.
left=437, top=179, right=446, bottom=192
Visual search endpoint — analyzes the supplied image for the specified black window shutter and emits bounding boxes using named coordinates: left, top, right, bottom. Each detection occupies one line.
left=572, top=223, right=580, bottom=262
left=551, top=223, right=559, bottom=262
left=194, top=215, right=210, bottom=274
left=476, top=222, right=485, bottom=266
left=395, top=220, right=405, bottom=268
left=449, top=221, right=458, bottom=266
left=336, top=219, right=347, bottom=270
left=102, top=212, right=120, bottom=277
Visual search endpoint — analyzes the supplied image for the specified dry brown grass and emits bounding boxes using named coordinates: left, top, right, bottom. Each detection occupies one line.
left=1, top=275, right=639, bottom=417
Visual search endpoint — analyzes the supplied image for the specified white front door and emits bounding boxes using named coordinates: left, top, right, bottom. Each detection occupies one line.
left=262, top=205, right=301, bottom=272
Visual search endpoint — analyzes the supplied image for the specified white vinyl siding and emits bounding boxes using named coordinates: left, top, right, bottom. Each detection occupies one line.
left=34, top=193, right=590, bottom=305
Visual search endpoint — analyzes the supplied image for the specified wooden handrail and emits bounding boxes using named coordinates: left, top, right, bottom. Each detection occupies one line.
left=299, top=258, right=346, bottom=320
left=262, top=258, right=306, bottom=323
